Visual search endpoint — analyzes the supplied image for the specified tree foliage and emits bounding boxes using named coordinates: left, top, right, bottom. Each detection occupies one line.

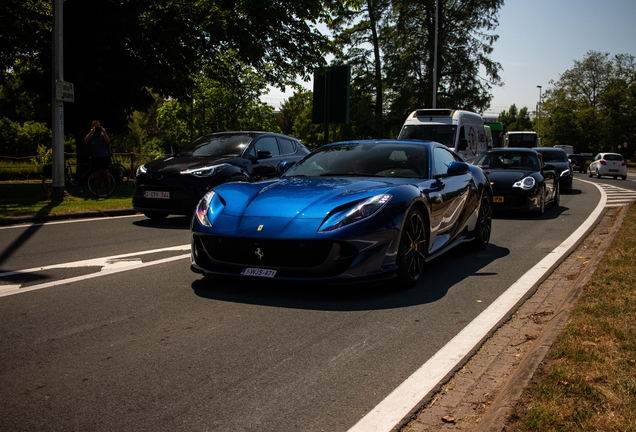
left=2, top=0, right=331, bottom=144
left=541, top=50, right=636, bottom=157
left=497, top=104, right=532, bottom=132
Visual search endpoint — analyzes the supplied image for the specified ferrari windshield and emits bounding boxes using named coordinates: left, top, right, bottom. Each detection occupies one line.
left=474, top=151, right=540, bottom=171
left=175, top=133, right=255, bottom=157
left=284, top=142, right=429, bottom=178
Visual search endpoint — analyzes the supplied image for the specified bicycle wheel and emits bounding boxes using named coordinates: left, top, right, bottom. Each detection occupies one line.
left=88, top=172, right=117, bottom=197
left=110, top=163, right=129, bottom=184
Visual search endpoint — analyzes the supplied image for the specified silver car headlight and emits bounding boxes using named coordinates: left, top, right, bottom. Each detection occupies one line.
left=136, top=164, right=147, bottom=176
left=319, top=194, right=392, bottom=232
left=181, top=163, right=230, bottom=177
left=195, top=190, right=224, bottom=227
left=513, top=177, right=536, bottom=190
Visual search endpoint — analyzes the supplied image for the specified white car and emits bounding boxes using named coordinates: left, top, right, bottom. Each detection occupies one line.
left=588, top=152, right=628, bottom=180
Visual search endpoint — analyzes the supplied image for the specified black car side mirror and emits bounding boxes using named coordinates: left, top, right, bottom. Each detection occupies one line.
left=257, top=150, right=273, bottom=160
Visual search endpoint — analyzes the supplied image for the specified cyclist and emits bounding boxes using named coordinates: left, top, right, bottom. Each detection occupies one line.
left=84, top=119, right=112, bottom=196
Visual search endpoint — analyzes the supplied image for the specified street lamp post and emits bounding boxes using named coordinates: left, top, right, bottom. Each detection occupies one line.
left=537, top=85, right=542, bottom=137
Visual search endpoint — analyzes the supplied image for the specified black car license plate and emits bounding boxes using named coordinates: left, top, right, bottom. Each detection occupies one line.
left=144, top=191, right=170, bottom=199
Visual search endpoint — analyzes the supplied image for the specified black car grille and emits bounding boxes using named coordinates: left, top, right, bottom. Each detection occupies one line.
left=194, top=235, right=358, bottom=277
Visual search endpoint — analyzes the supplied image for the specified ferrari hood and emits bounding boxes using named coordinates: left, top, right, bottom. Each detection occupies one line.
left=215, top=177, right=401, bottom=219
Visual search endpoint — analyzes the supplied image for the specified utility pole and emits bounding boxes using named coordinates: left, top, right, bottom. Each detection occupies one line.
left=432, top=0, right=439, bottom=108
left=52, top=0, right=64, bottom=196
left=536, top=85, right=542, bottom=137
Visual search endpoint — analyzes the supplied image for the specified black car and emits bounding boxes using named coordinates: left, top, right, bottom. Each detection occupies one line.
left=474, top=148, right=559, bottom=215
left=133, top=131, right=309, bottom=219
left=568, top=154, right=588, bottom=173
left=533, top=147, right=573, bottom=193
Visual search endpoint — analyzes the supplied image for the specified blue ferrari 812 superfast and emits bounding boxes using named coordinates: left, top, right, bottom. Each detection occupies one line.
left=191, top=140, right=493, bottom=287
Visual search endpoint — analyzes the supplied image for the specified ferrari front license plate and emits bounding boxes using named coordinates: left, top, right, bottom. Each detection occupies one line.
left=242, top=268, right=277, bottom=278
left=144, top=191, right=170, bottom=199
left=493, top=196, right=504, bottom=203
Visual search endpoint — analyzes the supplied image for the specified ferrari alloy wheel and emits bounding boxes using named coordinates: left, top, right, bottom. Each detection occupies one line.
left=471, top=192, right=492, bottom=250
left=396, top=208, right=427, bottom=287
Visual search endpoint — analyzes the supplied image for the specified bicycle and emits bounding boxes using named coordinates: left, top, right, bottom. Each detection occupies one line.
left=42, top=157, right=118, bottom=197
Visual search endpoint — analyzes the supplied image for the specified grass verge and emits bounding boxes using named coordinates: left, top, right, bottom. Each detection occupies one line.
left=0, top=180, right=135, bottom=219
left=506, top=203, right=636, bottom=431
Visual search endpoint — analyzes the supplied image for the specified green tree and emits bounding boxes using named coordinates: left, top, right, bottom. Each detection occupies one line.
left=278, top=90, right=324, bottom=148
left=541, top=50, right=636, bottom=156
left=328, top=0, right=392, bottom=136
left=2, top=0, right=332, bottom=143
left=498, top=104, right=533, bottom=133
left=383, top=0, right=504, bottom=134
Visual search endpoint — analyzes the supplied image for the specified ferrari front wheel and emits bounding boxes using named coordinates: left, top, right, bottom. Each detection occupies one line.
left=396, top=208, right=427, bottom=287
left=471, top=192, right=492, bottom=250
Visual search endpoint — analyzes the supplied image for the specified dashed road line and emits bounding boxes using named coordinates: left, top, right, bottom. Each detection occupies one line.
left=597, top=183, right=636, bottom=207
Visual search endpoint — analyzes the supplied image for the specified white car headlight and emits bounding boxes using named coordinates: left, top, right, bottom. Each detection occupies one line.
left=136, top=164, right=147, bottom=176
left=513, top=176, right=536, bottom=190
left=319, top=194, right=392, bottom=232
left=181, top=163, right=230, bottom=177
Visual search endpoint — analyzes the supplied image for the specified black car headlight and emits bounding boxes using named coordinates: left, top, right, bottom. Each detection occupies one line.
left=319, top=194, right=392, bottom=232
left=513, top=177, right=536, bottom=190
left=560, top=169, right=572, bottom=178
left=181, top=163, right=230, bottom=178
left=136, top=164, right=147, bottom=176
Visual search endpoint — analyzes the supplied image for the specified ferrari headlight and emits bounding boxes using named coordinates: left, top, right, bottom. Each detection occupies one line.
left=181, top=163, right=230, bottom=177
left=194, top=190, right=223, bottom=227
left=513, top=177, right=536, bottom=190
left=136, top=164, right=147, bottom=176
left=319, top=194, right=392, bottom=232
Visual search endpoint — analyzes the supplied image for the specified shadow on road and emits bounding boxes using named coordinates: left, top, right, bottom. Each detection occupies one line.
left=190, top=243, right=510, bottom=312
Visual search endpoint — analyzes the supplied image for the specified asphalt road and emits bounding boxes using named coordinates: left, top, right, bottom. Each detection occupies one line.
left=0, top=177, right=617, bottom=431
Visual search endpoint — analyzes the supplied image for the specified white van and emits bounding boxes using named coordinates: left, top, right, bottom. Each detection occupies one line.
left=398, top=109, right=488, bottom=162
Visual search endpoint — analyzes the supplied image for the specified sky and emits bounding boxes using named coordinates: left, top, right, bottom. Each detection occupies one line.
left=262, top=0, right=636, bottom=117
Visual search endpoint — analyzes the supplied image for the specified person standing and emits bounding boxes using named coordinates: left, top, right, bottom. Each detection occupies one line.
left=84, top=120, right=112, bottom=196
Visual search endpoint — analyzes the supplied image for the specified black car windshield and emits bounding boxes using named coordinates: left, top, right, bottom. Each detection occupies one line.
left=539, top=151, right=568, bottom=162
left=475, top=151, right=540, bottom=171
left=175, top=133, right=255, bottom=157
left=284, top=143, right=429, bottom=179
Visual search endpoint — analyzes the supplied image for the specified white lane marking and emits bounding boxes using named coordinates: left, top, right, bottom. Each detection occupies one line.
left=598, top=184, right=636, bottom=207
left=348, top=182, right=608, bottom=432
left=0, top=245, right=190, bottom=298
left=0, top=214, right=146, bottom=230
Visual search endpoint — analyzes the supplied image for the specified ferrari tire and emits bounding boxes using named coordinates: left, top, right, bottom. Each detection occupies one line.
left=396, top=208, right=427, bottom=287
left=471, top=192, right=492, bottom=250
